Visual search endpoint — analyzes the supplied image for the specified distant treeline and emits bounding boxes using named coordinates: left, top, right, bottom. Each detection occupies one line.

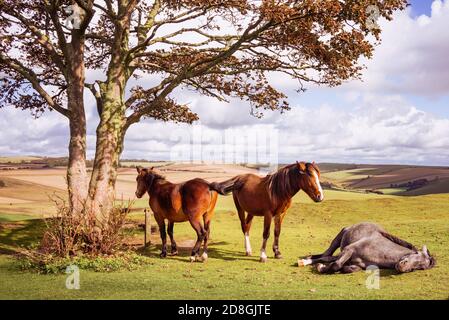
left=390, top=178, right=433, bottom=191
left=0, top=157, right=94, bottom=169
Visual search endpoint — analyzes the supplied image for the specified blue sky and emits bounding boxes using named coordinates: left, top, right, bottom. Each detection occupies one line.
left=1, top=0, right=449, bottom=166
left=407, top=0, right=449, bottom=118
left=410, top=0, right=433, bottom=16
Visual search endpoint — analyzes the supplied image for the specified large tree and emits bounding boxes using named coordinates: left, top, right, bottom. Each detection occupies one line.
left=0, top=0, right=407, bottom=217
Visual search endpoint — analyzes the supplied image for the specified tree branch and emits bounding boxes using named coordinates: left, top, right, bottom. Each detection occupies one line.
left=0, top=52, right=71, bottom=118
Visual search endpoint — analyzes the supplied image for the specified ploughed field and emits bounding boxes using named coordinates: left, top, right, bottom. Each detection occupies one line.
left=0, top=162, right=448, bottom=299
left=319, top=163, right=449, bottom=196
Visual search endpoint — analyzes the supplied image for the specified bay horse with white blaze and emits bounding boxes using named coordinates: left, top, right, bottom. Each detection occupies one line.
left=210, top=161, right=324, bottom=262
left=135, top=166, right=225, bottom=262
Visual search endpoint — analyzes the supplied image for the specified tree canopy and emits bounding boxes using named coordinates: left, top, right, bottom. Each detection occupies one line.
left=1, top=0, right=407, bottom=122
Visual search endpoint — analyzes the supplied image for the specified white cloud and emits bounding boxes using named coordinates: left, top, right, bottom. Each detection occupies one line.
left=119, top=94, right=449, bottom=166
left=341, top=0, right=449, bottom=96
left=275, top=95, right=449, bottom=165
left=2, top=1, right=449, bottom=166
left=0, top=107, right=69, bottom=156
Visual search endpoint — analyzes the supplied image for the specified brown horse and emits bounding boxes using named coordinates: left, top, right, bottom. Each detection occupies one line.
left=211, top=161, right=324, bottom=262
left=135, top=166, right=225, bottom=262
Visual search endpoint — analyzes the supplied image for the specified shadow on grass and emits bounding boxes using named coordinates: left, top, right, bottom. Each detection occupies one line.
left=138, top=240, right=254, bottom=262
left=379, top=269, right=401, bottom=277
left=0, top=219, right=46, bottom=253
left=293, top=263, right=403, bottom=277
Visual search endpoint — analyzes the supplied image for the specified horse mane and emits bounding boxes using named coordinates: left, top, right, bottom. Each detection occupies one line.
left=379, top=231, right=418, bottom=251
left=148, top=170, right=166, bottom=182
left=143, top=169, right=166, bottom=191
left=310, top=162, right=321, bottom=176
left=263, top=163, right=300, bottom=205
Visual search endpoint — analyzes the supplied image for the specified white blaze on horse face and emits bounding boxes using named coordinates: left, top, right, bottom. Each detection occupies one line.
left=313, top=171, right=324, bottom=201
left=244, top=233, right=252, bottom=254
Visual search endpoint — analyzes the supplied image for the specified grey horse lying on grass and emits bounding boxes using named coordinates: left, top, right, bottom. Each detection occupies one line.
left=299, top=222, right=436, bottom=274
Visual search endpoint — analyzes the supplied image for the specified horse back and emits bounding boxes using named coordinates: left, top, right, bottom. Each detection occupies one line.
left=233, top=174, right=277, bottom=215
left=345, top=236, right=413, bottom=269
left=180, top=178, right=214, bottom=214
left=150, top=178, right=215, bottom=222
left=341, top=223, right=416, bottom=268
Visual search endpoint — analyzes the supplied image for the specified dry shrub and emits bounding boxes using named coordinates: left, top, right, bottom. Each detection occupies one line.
left=40, top=196, right=133, bottom=257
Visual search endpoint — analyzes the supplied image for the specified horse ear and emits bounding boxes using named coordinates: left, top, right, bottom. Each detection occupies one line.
left=422, top=245, right=429, bottom=256
left=136, top=166, right=142, bottom=173
left=296, top=161, right=306, bottom=174
left=149, top=166, right=154, bottom=171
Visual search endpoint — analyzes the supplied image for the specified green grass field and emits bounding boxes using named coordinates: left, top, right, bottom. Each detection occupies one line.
left=1, top=190, right=448, bottom=300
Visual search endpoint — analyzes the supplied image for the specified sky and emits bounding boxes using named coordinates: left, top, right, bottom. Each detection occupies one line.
left=1, top=0, right=449, bottom=166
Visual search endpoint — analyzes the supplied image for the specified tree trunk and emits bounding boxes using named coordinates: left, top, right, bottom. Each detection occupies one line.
left=67, top=94, right=88, bottom=213
left=87, top=81, right=126, bottom=217
left=66, top=33, right=88, bottom=213
left=87, top=9, right=132, bottom=218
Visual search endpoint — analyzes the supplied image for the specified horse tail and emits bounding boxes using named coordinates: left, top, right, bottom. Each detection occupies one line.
left=380, top=231, right=418, bottom=251
left=208, top=176, right=240, bottom=195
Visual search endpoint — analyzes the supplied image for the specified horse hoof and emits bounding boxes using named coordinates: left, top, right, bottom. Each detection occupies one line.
left=299, top=258, right=312, bottom=267
left=246, top=251, right=252, bottom=256
left=160, top=252, right=167, bottom=258
left=275, top=254, right=283, bottom=259
left=259, top=257, right=267, bottom=263
left=201, top=252, right=208, bottom=262
left=189, top=256, right=196, bottom=262
left=170, top=251, right=178, bottom=256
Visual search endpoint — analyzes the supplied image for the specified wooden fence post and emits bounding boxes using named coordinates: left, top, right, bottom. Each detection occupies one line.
left=144, top=208, right=151, bottom=247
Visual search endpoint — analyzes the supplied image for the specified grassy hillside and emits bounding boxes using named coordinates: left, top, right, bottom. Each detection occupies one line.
left=1, top=190, right=448, bottom=300
left=320, top=164, right=449, bottom=196
left=401, top=178, right=449, bottom=196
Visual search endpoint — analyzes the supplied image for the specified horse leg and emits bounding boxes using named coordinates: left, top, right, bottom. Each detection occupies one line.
left=201, top=191, right=217, bottom=262
left=234, top=194, right=253, bottom=256
left=156, top=218, right=167, bottom=258
left=201, top=213, right=212, bottom=262
left=167, top=222, right=178, bottom=256
left=308, top=227, right=347, bottom=260
left=189, top=218, right=206, bottom=262
left=341, top=265, right=362, bottom=274
left=273, top=213, right=286, bottom=259
left=243, top=214, right=254, bottom=256
left=298, top=255, right=339, bottom=267
left=260, top=213, right=272, bottom=263
left=315, top=249, right=353, bottom=274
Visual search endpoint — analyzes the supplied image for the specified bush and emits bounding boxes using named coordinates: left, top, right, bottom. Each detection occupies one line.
left=39, top=197, right=134, bottom=256
left=17, top=251, right=149, bottom=274
left=16, top=198, right=146, bottom=273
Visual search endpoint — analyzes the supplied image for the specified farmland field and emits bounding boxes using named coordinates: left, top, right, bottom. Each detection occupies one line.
left=1, top=162, right=449, bottom=300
